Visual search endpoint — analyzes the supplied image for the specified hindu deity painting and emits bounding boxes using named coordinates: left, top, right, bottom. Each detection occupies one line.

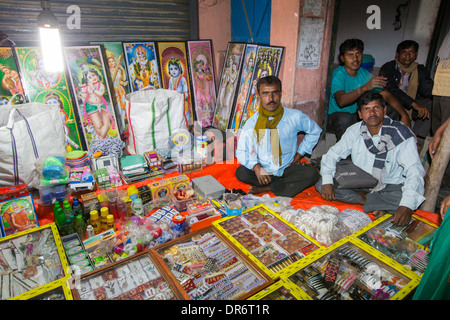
left=212, top=42, right=246, bottom=131
left=187, top=40, right=217, bottom=128
left=239, top=45, right=283, bottom=129
left=123, top=42, right=161, bottom=92
left=63, top=46, right=120, bottom=151
left=15, top=46, right=84, bottom=151
left=0, top=47, right=25, bottom=106
left=157, top=41, right=194, bottom=126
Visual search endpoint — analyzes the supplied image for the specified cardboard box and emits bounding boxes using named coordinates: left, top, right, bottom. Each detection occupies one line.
left=167, top=174, right=190, bottom=191
left=148, top=179, right=172, bottom=199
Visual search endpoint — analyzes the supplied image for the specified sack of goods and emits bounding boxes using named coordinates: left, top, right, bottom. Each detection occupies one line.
left=125, top=89, right=188, bottom=155
left=0, top=103, right=66, bottom=189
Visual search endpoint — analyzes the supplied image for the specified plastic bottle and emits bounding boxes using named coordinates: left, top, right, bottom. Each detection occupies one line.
left=127, top=185, right=139, bottom=200
left=171, top=214, right=188, bottom=238
left=76, top=214, right=86, bottom=239
left=62, top=200, right=73, bottom=219
left=132, top=198, right=144, bottom=216
left=106, top=214, right=116, bottom=231
left=86, top=225, right=95, bottom=238
left=66, top=216, right=75, bottom=234
left=117, top=198, right=128, bottom=221
left=72, top=198, right=84, bottom=221
left=108, top=197, right=119, bottom=220
left=69, top=214, right=76, bottom=231
left=89, top=210, right=102, bottom=234
left=54, top=207, right=67, bottom=236
left=100, top=207, right=109, bottom=231
left=53, top=200, right=62, bottom=217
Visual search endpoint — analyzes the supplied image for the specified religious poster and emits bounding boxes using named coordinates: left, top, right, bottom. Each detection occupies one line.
left=239, top=45, right=284, bottom=130
left=0, top=195, right=38, bottom=237
left=213, top=42, right=246, bottom=131
left=15, top=46, right=84, bottom=151
left=92, top=41, right=131, bottom=135
left=229, top=43, right=258, bottom=133
left=157, top=41, right=194, bottom=126
left=123, top=42, right=161, bottom=92
left=0, top=47, right=26, bottom=105
left=63, top=46, right=121, bottom=152
left=187, top=40, right=217, bottom=128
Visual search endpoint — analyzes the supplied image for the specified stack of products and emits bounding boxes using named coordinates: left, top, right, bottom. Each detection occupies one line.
left=120, top=154, right=151, bottom=183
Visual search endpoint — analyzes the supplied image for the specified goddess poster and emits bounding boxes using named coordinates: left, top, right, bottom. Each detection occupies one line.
left=63, top=46, right=121, bottom=152
left=229, top=44, right=258, bottom=133
left=92, top=41, right=131, bottom=135
left=0, top=47, right=26, bottom=105
left=187, top=40, right=217, bottom=128
left=157, top=41, right=194, bottom=126
left=212, top=42, right=246, bottom=131
left=123, top=42, right=161, bottom=92
left=15, top=46, right=84, bottom=151
left=239, top=45, right=284, bottom=130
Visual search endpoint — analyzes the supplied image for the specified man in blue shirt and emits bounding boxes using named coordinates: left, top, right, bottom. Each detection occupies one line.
left=327, top=39, right=410, bottom=141
left=235, top=76, right=322, bottom=197
left=317, top=91, right=425, bottom=226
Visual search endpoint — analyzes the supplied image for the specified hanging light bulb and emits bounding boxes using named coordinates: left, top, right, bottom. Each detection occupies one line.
left=37, top=0, right=64, bottom=72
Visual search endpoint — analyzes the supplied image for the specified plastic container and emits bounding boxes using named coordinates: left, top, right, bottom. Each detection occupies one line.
left=170, top=214, right=188, bottom=237
left=224, top=202, right=243, bottom=216
left=171, top=187, right=197, bottom=211
left=89, top=210, right=102, bottom=234
left=186, top=208, right=222, bottom=232
left=186, top=198, right=215, bottom=215
left=100, top=207, right=109, bottom=231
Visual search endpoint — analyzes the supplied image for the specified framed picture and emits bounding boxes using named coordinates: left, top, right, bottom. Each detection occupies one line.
left=91, top=42, right=131, bottom=135
left=239, top=45, right=284, bottom=130
left=63, top=46, right=121, bottom=151
left=212, top=42, right=246, bottom=131
left=0, top=46, right=26, bottom=105
left=186, top=40, right=217, bottom=128
left=157, top=41, right=194, bottom=127
left=229, top=44, right=258, bottom=133
left=15, top=47, right=84, bottom=151
left=0, top=195, right=38, bottom=237
left=123, top=42, right=161, bottom=92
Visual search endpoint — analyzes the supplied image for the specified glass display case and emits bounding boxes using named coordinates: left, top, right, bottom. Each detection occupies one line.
left=284, top=239, right=420, bottom=300
left=353, top=214, right=438, bottom=275
left=0, top=224, right=69, bottom=300
left=150, top=226, right=273, bottom=300
left=70, top=250, right=183, bottom=300
left=214, top=204, right=322, bottom=278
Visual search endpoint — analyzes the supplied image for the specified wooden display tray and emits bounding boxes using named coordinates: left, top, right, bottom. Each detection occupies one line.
left=69, top=250, right=185, bottom=300
left=150, top=226, right=274, bottom=300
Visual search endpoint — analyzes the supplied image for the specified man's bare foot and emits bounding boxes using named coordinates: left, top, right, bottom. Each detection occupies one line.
left=357, top=191, right=367, bottom=204
left=373, top=210, right=388, bottom=220
left=248, top=185, right=271, bottom=195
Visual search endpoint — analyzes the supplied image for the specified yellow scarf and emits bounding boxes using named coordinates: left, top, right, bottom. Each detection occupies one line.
left=254, top=103, right=284, bottom=166
left=396, top=58, right=419, bottom=99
